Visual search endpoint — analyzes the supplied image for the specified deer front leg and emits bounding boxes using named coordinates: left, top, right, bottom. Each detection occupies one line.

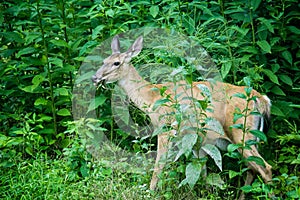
left=150, top=131, right=173, bottom=190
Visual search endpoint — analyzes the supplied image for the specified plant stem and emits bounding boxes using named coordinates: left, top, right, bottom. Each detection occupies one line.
left=37, top=0, right=58, bottom=136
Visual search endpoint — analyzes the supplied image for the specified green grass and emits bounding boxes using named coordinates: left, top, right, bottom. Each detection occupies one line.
left=0, top=155, right=154, bottom=200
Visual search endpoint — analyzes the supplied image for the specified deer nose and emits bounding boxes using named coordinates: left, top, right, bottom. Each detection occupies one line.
left=91, top=75, right=98, bottom=83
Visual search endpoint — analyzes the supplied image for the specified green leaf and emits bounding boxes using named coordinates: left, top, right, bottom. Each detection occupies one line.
left=206, top=173, right=225, bottom=189
left=257, top=40, right=271, bottom=53
left=201, top=144, right=222, bottom=171
left=16, top=47, right=36, bottom=58
left=287, top=26, right=300, bottom=35
left=227, top=143, right=242, bottom=153
left=205, top=117, right=224, bottom=135
left=257, top=17, right=274, bottom=33
left=233, top=113, right=244, bottom=123
left=50, top=39, right=69, bottom=48
left=92, top=25, right=105, bottom=40
left=152, top=98, right=171, bottom=111
left=243, top=77, right=251, bottom=87
left=240, top=185, right=253, bottom=193
left=34, top=98, right=49, bottom=106
left=57, top=108, right=71, bottom=116
left=230, top=123, right=243, bottom=130
left=229, top=170, right=241, bottom=179
left=271, top=105, right=285, bottom=117
left=179, top=161, right=202, bottom=188
left=282, top=50, right=293, bottom=65
left=175, top=133, right=198, bottom=161
left=271, top=85, right=286, bottom=96
left=249, top=130, right=267, bottom=142
left=88, top=96, right=107, bottom=112
left=221, top=61, right=231, bottom=79
left=0, top=32, right=24, bottom=43
left=32, top=74, right=45, bottom=86
left=54, top=88, right=69, bottom=96
left=251, top=0, right=262, bottom=11
left=246, top=156, right=265, bottom=167
left=149, top=5, right=159, bottom=18
left=279, top=74, right=293, bottom=86
left=263, top=69, right=279, bottom=85
left=232, top=92, right=247, bottom=99
left=196, top=84, right=211, bottom=100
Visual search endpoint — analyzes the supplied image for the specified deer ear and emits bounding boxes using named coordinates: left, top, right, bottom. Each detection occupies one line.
left=111, top=35, right=120, bottom=54
left=126, top=36, right=143, bottom=58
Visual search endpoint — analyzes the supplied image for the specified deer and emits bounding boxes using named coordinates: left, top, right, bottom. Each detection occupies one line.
left=92, top=35, right=272, bottom=199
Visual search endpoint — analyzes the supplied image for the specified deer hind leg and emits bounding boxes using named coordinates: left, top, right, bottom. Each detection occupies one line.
left=225, top=107, right=272, bottom=199
left=150, top=131, right=174, bottom=190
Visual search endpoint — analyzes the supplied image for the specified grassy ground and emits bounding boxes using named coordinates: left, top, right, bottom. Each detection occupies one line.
left=0, top=155, right=154, bottom=200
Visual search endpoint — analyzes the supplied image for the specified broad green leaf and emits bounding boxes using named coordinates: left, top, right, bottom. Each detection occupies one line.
left=227, top=143, right=242, bottom=153
left=287, top=26, right=300, bottom=35
left=246, top=156, right=266, bottom=167
left=233, top=113, right=244, bottom=123
left=232, top=92, right=247, bottom=99
left=175, top=133, right=198, bottom=161
left=206, top=173, right=225, bottom=189
left=54, top=88, right=69, bottom=96
left=32, top=74, right=45, bottom=86
left=152, top=98, right=171, bottom=111
left=92, top=25, right=105, bottom=40
left=229, top=170, right=241, bottom=179
left=149, top=5, right=159, bottom=18
left=88, top=96, right=107, bottom=112
left=257, top=40, right=271, bottom=53
left=249, top=130, right=267, bottom=142
left=279, top=75, right=293, bottom=86
left=221, top=61, right=231, bottom=79
left=20, top=85, right=38, bottom=93
left=79, top=41, right=98, bottom=56
left=263, top=69, right=279, bottom=85
left=251, top=0, right=262, bottom=11
left=57, top=108, right=71, bottom=116
left=243, top=77, right=251, bottom=87
left=50, top=39, right=69, bottom=48
left=201, top=144, right=222, bottom=171
left=38, top=115, right=52, bottom=122
left=196, top=84, right=211, bottom=100
left=230, top=123, right=243, bottom=129
left=282, top=50, right=293, bottom=65
left=179, top=162, right=202, bottom=188
left=240, top=185, right=253, bottom=193
left=271, top=105, right=285, bottom=117
left=205, top=117, right=224, bottom=135
left=257, top=17, right=274, bottom=33
left=16, top=47, right=36, bottom=58
left=75, top=71, right=95, bottom=84
left=0, top=32, right=24, bottom=43
left=34, top=98, right=49, bottom=106
left=271, top=85, right=286, bottom=96
left=50, top=57, right=63, bottom=67
left=106, top=8, right=114, bottom=17
left=231, top=25, right=249, bottom=36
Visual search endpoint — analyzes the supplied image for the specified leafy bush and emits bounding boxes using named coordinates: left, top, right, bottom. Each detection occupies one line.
left=1, top=0, right=299, bottom=199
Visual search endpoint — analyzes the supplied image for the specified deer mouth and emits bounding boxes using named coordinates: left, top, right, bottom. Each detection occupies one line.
left=91, top=75, right=105, bottom=86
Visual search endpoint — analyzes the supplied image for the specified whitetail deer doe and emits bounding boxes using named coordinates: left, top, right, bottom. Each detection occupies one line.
left=92, top=36, right=272, bottom=199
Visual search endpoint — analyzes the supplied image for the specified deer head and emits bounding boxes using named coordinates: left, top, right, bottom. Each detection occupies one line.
left=92, top=35, right=143, bottom=85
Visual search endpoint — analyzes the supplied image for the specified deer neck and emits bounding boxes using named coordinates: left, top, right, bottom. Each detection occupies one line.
left=118, top=65, right=153, bottom=111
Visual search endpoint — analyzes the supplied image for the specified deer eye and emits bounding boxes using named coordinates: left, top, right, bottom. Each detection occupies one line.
left=113, top=62, right=120, bottom=66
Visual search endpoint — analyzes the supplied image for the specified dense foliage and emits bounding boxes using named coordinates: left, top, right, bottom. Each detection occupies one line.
left=0, top=0, right=299, bottom=199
